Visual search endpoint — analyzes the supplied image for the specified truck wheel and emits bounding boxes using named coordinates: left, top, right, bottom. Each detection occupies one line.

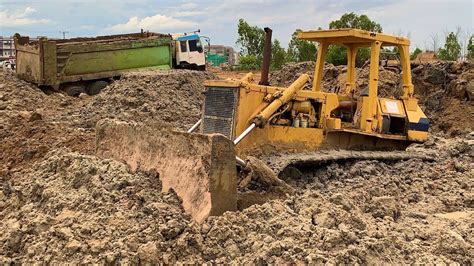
left=87, top=80, right=109, bottom=95
left=64, top=85, right=86, bottom=97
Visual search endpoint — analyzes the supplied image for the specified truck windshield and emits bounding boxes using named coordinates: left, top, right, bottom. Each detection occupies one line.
left=188, top=39, right=203, bottom=53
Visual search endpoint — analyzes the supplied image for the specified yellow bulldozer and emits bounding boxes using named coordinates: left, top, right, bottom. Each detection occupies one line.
left=96, top=29, right=431, bottom=222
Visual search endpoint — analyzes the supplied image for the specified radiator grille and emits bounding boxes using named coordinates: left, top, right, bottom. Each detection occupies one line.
left=202, top=87, right=238, bottom=139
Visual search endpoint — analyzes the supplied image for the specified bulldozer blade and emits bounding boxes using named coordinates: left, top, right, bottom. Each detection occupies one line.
left=95, top=119, right=237, bottom=223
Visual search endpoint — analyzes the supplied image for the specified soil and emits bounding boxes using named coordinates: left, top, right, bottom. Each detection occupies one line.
left=0, top=69, right=215, bottom=172
left=1, top=62, right=473, bottom=264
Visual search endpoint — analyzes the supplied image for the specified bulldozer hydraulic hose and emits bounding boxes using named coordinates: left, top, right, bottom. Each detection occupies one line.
left=233, top=123, right=256, bottom=145
left=187, top=119, right=202, bottom=133
left=254, top=74, right=309, bottom=127
left=240, top=72, right=254, bottom=83
left=234, top=74, right=308, bottom=146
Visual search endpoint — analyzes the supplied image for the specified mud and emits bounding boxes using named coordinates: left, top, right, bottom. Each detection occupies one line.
left=2, top=135, right=472, bottom=264
left=1, top=63, right=473, bottom=263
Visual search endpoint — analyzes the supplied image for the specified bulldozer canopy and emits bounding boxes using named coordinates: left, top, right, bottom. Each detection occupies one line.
left=298, top=28, right=410, bottom=47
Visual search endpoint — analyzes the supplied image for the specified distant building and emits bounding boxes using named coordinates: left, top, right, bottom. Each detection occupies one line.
left=0, top=36, right=15, bottom=60
left=0, top=35, right=43, bottom=61
left=206, top=45, right=238, bottom=66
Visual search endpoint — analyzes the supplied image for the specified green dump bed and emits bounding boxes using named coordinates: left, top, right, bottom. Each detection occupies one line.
left=14, top=32, right=172, bottom=89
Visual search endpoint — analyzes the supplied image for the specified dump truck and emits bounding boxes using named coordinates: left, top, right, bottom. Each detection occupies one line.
left=171, top=32, right=206, bottom=70
left=96, top=28, right=431, bottom=222
left=14, top=32, right=174, bottom=96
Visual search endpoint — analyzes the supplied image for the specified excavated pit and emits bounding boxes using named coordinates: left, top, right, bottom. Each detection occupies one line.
left=1, top=62, right=473, bottom=263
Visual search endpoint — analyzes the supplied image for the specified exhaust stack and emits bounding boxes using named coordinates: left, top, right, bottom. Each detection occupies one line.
left=259, top=27, right=272, bottom=86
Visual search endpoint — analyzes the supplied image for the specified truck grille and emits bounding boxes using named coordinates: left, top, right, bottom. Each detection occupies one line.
left=202, top=87, right=238, bottom=139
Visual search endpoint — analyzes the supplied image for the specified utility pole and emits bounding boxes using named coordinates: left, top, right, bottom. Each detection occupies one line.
left=59, top=31, right=69, bottom=39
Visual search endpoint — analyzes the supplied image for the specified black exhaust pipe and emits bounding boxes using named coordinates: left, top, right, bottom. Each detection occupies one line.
left=259, top=27, right=272, bottom=86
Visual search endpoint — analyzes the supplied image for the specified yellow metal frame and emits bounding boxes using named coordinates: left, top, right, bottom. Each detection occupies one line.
left=202, top=29, right=428, bottom=155
left=298, top=28, right=424, bottom=135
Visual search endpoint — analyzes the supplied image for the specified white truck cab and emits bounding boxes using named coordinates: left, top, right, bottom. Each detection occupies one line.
left=172, top=33, right=206, bottom=70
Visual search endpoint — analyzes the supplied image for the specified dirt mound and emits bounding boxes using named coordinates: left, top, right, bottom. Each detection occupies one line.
left=2, top=135, right=471, bottom=264
left=1, top=64, right=473, bottom=264
left=0, top=70, right=93, bottom=171
left=412, top=61, right=474, bottom=135
left=269, top=61, right=343, bottom=91
left=0, top=148, right=195, bottom=264
left=58, top=70, right=216, bottom=132
left=270, top=61, right=474, bottom=135
left=0, top=69, right=216, bottom=172
left=269, top=61, right=403, bottom=97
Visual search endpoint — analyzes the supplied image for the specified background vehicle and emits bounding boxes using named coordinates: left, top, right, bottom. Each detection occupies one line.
left=171, top=31, right=206, bottom=70
left=14, top=32, right=172, bottom=96
left=14, top=31, right=207, bottom=96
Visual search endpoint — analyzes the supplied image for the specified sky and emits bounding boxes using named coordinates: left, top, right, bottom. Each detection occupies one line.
left=1, top=0, right=473, bottom=51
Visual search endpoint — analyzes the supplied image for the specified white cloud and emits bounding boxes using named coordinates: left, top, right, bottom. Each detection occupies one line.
left=0, top=7, right=50, bottom=27
left=174, top=10, right=205, bottom=17
left=179, top=2, right=198, bottom=10
left=80, top=25, right=96, bottom=30
left=172, top=2, right=204, bottom=17
left=107, top=14, right=196, bottom=33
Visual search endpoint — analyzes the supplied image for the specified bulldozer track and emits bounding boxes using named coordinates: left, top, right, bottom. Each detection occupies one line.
left=264, top=150, right=436, bottom=172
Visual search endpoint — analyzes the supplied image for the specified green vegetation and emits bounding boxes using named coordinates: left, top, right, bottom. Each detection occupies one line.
left=438, top=32, right=461, bottom=61
left=468, top=35, right=474, bottom=59
left=236, top=19, right=290, bottom=70
left=235, top=14, right=469, bottom=71
left=238, top=55, right=260, bottom=70
left=236, top=19, right=265, bottom=61
left=287, top=29, right=317, bottom=62
left=271, top=39, right=287, bottom=70
left=236, top=13, right=383, bottom=70
left=328, top=12, right=382, bottom=33
left=326, top=13, right=382, bottom=66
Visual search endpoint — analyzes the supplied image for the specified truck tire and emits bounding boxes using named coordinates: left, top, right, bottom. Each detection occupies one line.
left=87, top=80, right=109, bottom=95
left=64, top=85, right=86, bottom=97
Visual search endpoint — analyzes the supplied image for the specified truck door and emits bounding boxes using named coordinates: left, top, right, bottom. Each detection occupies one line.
left=177, top=40, right=189, bottom=66
left=188, top=39, right=205, bottom=69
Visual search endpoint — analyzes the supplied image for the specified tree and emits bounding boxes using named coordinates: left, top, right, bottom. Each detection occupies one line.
left=271, top=39, right=287, bottom=69
left=326, top=13, right=382, bottom=66
left=329, top=12, right=382, bottom=33
left=410, top=47, right=422, bottom=60
left=326, top=46, right=347, bottom=66
left=287, top=29, right=317, bottom=62
left=236, top=19, right=288, bottom=70
left=467, top=35, right=474, bottom=59
left=236, top=18, right=265, bottom=60
left=238, top=55, right=260, bottom=70
left=438, top=32, right=461, bottom=61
